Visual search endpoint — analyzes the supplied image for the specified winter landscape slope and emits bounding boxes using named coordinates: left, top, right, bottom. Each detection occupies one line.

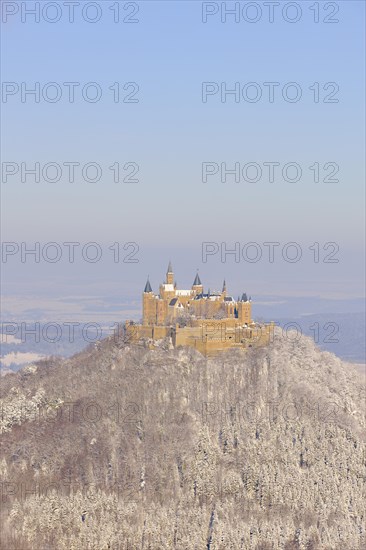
left=0, top=331, right=365, bottom=549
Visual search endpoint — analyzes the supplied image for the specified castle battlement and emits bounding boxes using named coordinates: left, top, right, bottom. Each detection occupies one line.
left=125, top=262, right=273, bottom=356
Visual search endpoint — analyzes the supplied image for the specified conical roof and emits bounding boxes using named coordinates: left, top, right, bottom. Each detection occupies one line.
left=193, top=272, right=202, bottom=286
left=167, top=261, right=173, bottom=273
left=144, top=278, right=152, bottom=293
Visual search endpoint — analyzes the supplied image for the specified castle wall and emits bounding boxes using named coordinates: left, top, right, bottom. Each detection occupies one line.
left=171, top=321, right=274, bottom=356
left=125, top=323, right=171, bottom=342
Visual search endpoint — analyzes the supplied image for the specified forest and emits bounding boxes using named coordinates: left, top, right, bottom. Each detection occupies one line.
left=0, top=329, right=365, bottom=549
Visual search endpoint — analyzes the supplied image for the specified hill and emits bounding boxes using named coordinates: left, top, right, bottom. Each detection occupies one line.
left=0, top=330, right=365, bottom=549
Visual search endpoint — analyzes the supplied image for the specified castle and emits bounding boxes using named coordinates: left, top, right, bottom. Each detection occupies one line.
left=125, top=262, right=273, bottom=356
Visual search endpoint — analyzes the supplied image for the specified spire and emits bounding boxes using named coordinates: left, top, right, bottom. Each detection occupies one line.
left=241, top=293, right=248, bottom=302
left=144, top=277, right=152, bottom=293
left=193, top=271, right=202, bottom=286
left=166, top=261, right=174, bottom=284
left=222, top=279, right=226, bottom=292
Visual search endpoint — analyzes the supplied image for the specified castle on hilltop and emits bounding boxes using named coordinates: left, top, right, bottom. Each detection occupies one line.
left=125, top=262, right=273, bottom=356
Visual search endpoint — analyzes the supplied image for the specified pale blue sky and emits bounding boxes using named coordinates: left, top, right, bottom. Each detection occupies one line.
left=1, top=1, right=365, bottom=315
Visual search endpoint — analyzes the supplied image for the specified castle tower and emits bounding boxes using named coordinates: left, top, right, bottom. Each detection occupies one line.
left=192, top=271, right=203, bottom=295
left=222, top=279, right=227, bottom=298
left=143, top=277, right=156, bottom=325
left=237, top=293, right=252, bottom=324
left=166, top=261, right=174, bottom=285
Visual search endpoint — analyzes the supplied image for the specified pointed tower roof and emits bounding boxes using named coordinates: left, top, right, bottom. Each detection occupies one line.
left=222, top=279, right=226, bottom=292
left=144, top=277, right=152, bottom=293
left=167, top=260, right=173, bottom=273
left=193, top=272, right=202, bottom=286
left=241, top=293, right=248, bottom=302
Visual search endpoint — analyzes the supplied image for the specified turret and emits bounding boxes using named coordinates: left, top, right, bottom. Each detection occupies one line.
left=144, top=277, right=152, bottom=293
left=222, top=279, right=227, bottom=297
left=143, top=277, right=155, bottom=325
left=192, top=271, right=203, bottom=294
